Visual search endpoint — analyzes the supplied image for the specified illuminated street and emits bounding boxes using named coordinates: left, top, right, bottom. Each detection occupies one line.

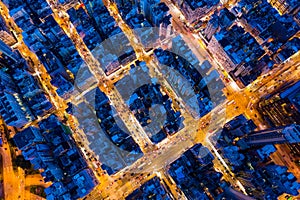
left=0, top=0, right=299, bottom=199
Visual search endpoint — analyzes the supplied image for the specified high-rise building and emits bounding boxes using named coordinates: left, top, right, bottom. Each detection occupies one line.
left=0, top=70, right=33, bottom=128
left=235, top=165, right=300, bottom=199
left=14, top=115, right=98, bottom=199
left=0, top=16, right=17, bottom=46
left=82, top=0, right=104, bottom=16
left=267, top=0, right=300, bottom=15
left=0, top=92, right=31, bottom=128
left=0, top=70, right=18, bottom=93
left=140, top=0, right=159, bottom=20
left=202, top=8, right=235, bottom=42
left=273, top=37, right=300, bottom=63
left=0, top=30, right=17, bottom=46
left=207, top=25, right=270, bottom=88
left=237, top=124, right=300, bottom=149
left=0, top=39, right=18, bottom=62
left=259, top=80, right=300, bottom=126
left=112, top=0, right=136, bottom=7
left=216, top=115, right=300, bottom=199
left=174, top=0, right=219, bottom=26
